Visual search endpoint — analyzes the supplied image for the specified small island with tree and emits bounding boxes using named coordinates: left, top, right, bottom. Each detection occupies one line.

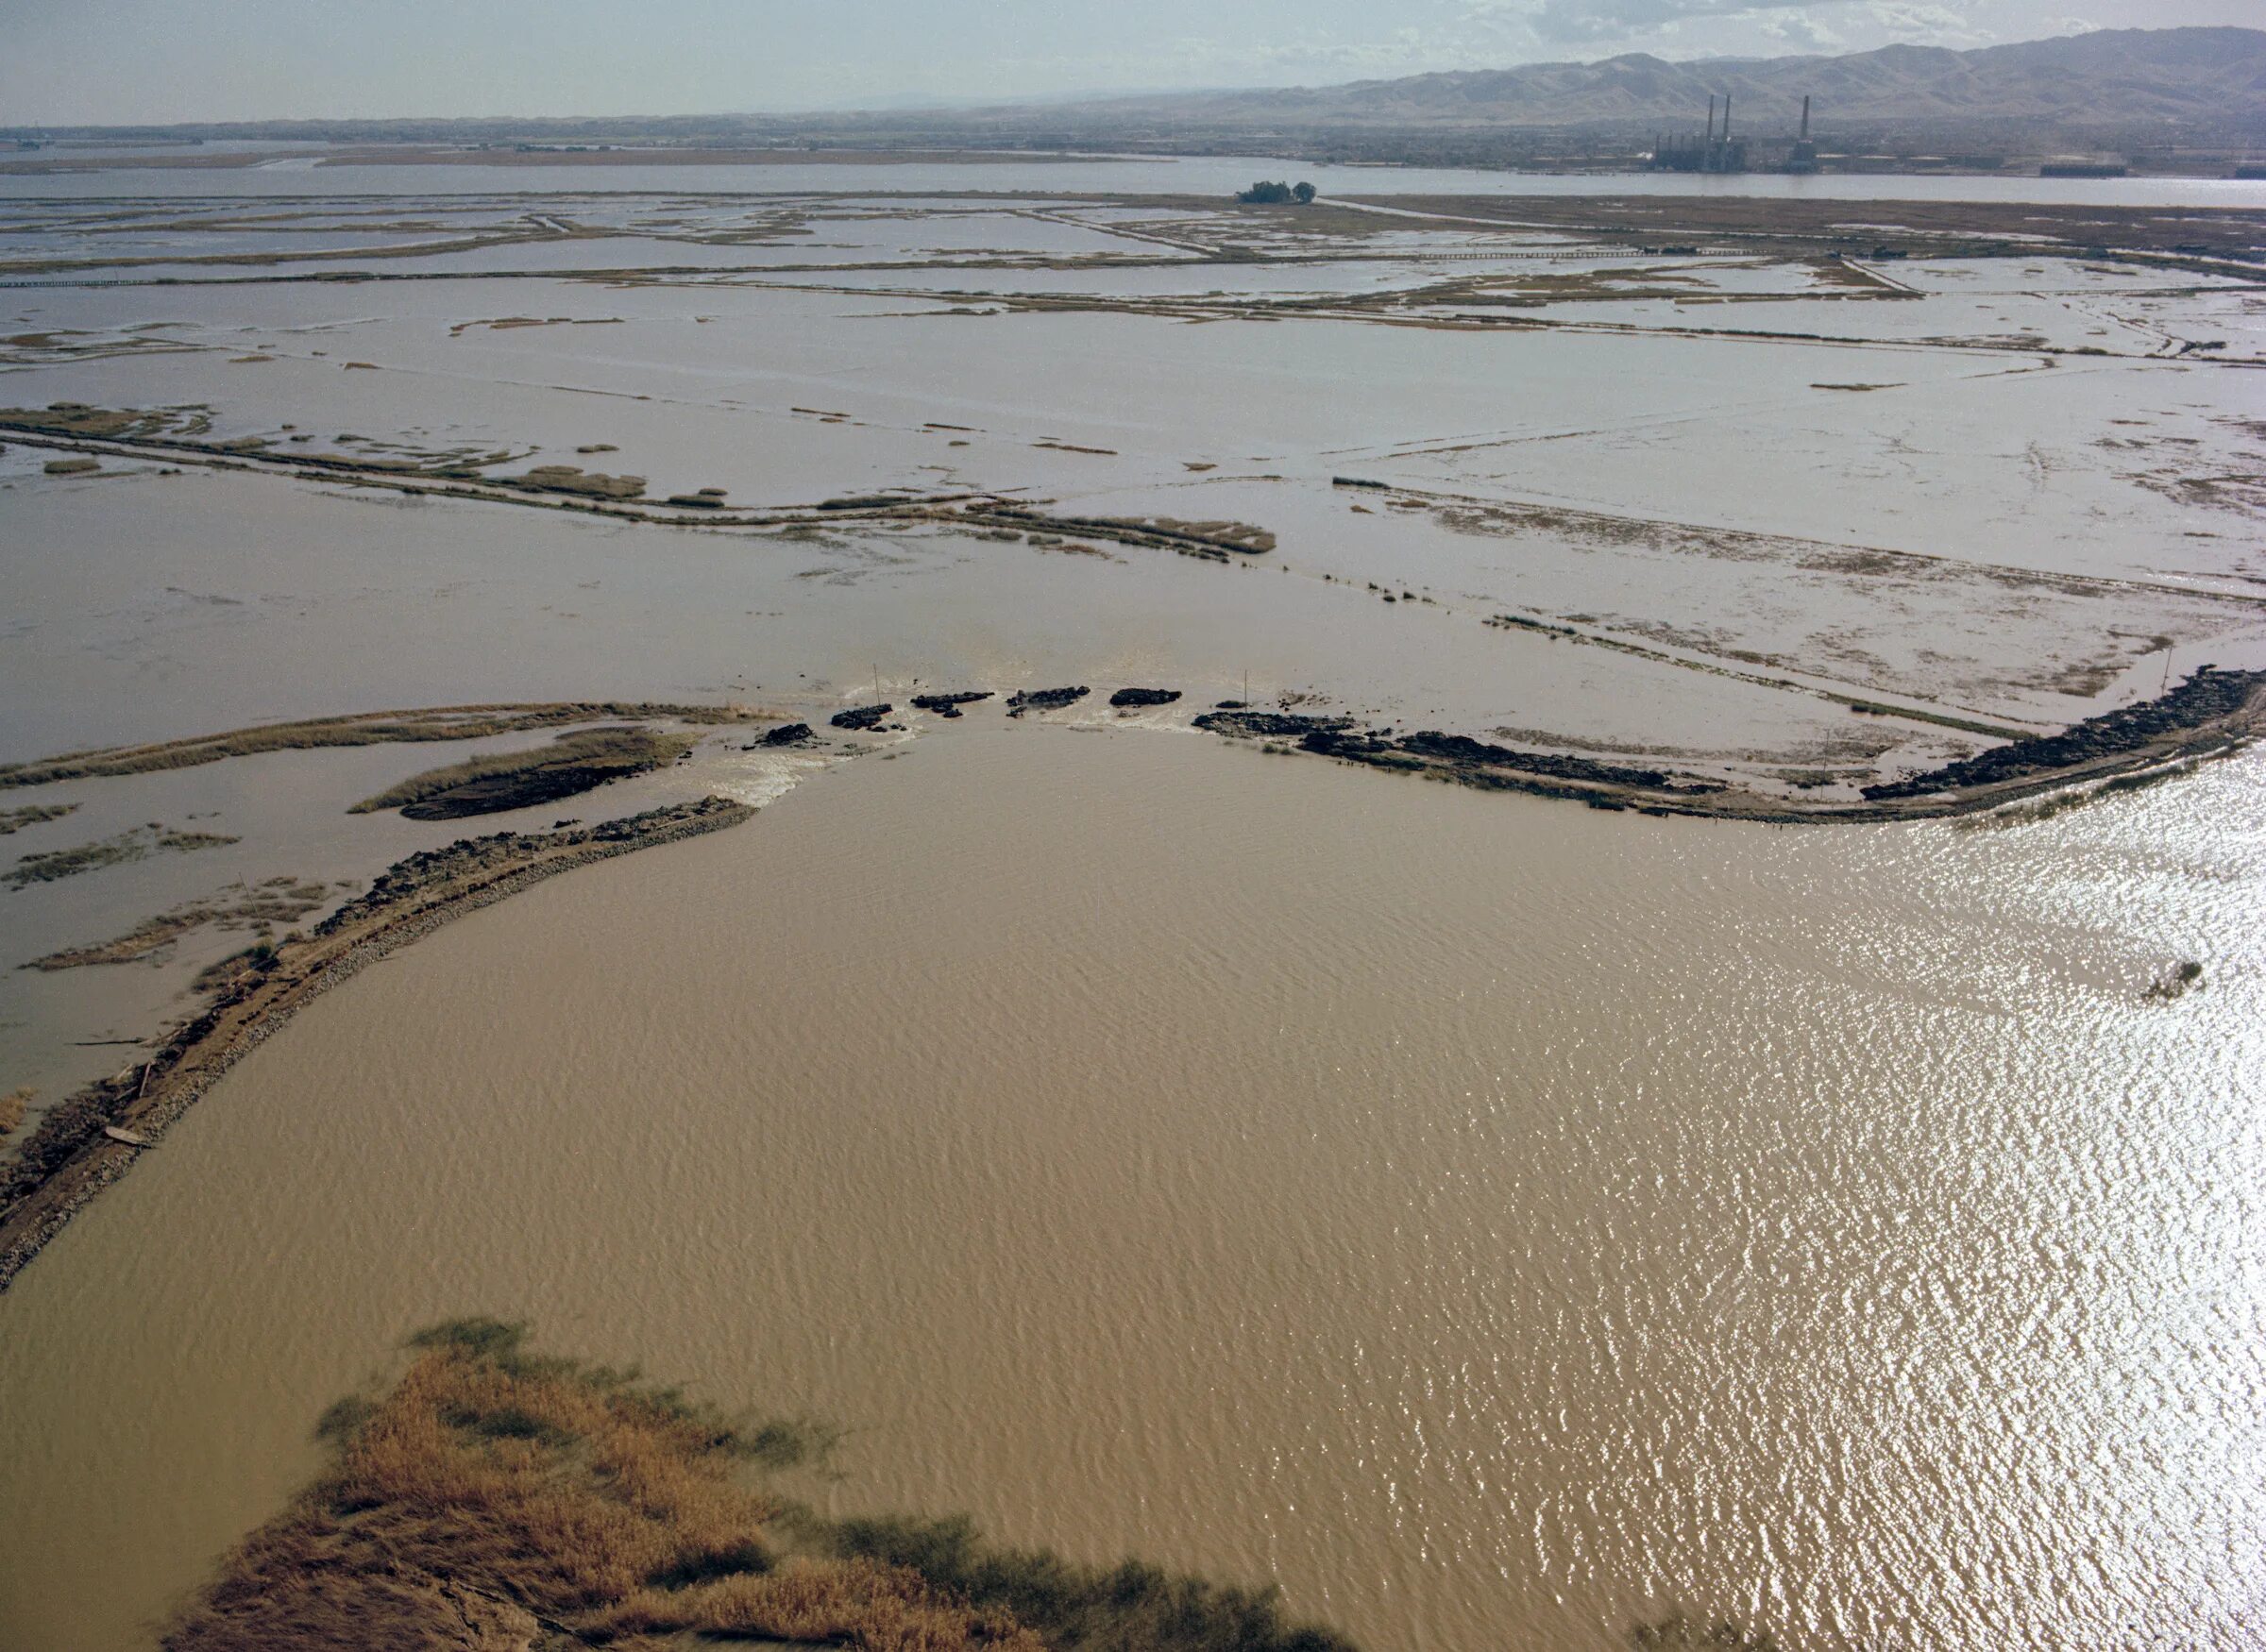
left=1235, top=179, right=1316, bottom=204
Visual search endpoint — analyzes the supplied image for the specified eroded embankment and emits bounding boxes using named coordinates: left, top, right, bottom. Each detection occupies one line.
left=0, top=798, right=755, bottom=1293
left=1195, top=666, right=2266, bottom=823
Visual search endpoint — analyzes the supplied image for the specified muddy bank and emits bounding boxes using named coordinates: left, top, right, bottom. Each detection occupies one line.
left=0, top=797, right=754, bottom=1293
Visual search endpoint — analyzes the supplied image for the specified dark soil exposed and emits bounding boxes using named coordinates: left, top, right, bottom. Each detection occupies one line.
left=1863, top=666, right=2266, bottom=799
left=911, top=691, right=993, bottom=718
left=354, top=727, right=695, bottom=820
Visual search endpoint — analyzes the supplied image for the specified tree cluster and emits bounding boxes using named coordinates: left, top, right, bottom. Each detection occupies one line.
left=1234, top=179, right=1316, bottom=205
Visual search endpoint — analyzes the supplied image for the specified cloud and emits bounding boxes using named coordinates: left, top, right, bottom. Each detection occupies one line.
left=1518, top=0, right=1861, bottom=45
left=1755, top=11, right=1844, bottom=49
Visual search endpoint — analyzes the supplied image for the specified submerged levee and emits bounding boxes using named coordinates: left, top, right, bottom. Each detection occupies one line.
left=0, top=797, right=756, bottom=1292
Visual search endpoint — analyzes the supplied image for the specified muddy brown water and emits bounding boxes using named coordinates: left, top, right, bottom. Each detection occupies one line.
left=0, top=723, right=2259, bottom=1650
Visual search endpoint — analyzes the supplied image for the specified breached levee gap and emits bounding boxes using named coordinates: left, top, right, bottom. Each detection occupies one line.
left=5, top=666, right=2258, bottom=1279
left=0, top=797, right=758, bottom=1293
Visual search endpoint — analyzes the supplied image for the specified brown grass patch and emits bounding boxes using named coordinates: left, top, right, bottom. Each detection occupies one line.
left=164, top=1320, right=1354, bottom=1652
left=0, top=801, right=77, bottom=835
left=0, top=401, right=179, bottom=440
left=25, top=878, right=330, bottom=971
left=502, top=464, right=647, bottom=500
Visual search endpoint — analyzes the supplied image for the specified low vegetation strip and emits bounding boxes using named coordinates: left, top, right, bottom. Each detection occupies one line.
left=0, top=801, right=77, bottom=834
left=7, top=410, right=1288, bottom=563
left=4, top=825, right=238, bottom=890
left=0, top=701, right=753, bottom=791
left=161, top=1317, right=1355, bottom=1652
left=0, top=798, right=754, bottom=1293
left=349, top=726, right=697, bottom=819
left=23, top=879, right=331, bottom=971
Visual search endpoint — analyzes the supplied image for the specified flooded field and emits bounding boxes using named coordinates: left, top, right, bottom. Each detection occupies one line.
left=2, top=722, right=2261, bottom=1651
left=1, top=160, right=2262, bottom=1652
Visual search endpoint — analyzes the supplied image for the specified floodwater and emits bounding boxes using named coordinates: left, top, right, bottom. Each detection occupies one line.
left=5, top=152, right=2264, bottom=207
left=1, top=720, right=2259, bottom=1651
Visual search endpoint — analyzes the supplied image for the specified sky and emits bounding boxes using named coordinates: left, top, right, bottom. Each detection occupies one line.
left=2, top=0, right=2258, bottom=124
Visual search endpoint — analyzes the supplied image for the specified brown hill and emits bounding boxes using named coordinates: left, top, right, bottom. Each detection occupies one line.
left=1026, top=27, right=2266, bottom=142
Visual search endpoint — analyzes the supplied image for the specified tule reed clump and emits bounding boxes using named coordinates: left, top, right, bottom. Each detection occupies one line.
left=163, top=1319, right=1357, bottom=1652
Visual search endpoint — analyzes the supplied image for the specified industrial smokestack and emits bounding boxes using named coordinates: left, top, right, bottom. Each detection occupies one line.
left=1722, top=93, right=1733, bottom=139
left=1706, top=96, right=1716, bottom=143
left=1801, top=95, right=1811, bottom=141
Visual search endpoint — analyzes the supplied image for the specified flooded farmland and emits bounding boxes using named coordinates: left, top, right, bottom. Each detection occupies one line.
left=3, top=723, right=2263, bottom=1651
left=1, top=153, right=2262, bottom=1652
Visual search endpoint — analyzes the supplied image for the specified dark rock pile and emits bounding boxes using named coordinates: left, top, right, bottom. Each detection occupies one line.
left=1006, top=686, right=1090, bottom=717
left=1863, top=666, right=2263, bottom=800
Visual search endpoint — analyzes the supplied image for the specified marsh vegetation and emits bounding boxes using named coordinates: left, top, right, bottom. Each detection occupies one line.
left=164, top=1319, right=1356, bottom=1652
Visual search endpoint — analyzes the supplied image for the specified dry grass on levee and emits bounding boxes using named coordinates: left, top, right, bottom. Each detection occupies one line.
left=163, top=1318, right=1358, bottom=1652
left=0, top=703, right=748, bottom=792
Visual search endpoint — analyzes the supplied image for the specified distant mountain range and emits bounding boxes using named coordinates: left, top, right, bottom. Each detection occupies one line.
left=10, top=28, right=2262, bottom=156
left=1006, top=27, right=2266, bottom=142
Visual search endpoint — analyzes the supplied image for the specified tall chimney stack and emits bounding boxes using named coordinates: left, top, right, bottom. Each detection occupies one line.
left=1722, top=93, right=1733, bottom=139
left=1801, top=94, right=1811, bottom=141
left=1706, top=96, right=1716, bottom=143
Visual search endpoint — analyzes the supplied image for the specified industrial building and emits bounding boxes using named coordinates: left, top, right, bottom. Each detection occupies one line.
left=1651, top=93, right=1819, bottom=174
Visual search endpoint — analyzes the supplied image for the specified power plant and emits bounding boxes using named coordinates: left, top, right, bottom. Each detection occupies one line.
left=1787, top=95, right=1818, bottom=173
left=1650, top=93, right=1818, bottom=174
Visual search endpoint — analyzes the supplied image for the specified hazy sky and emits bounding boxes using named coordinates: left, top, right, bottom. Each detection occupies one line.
left=3, top=0, right=2257, bottom=124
